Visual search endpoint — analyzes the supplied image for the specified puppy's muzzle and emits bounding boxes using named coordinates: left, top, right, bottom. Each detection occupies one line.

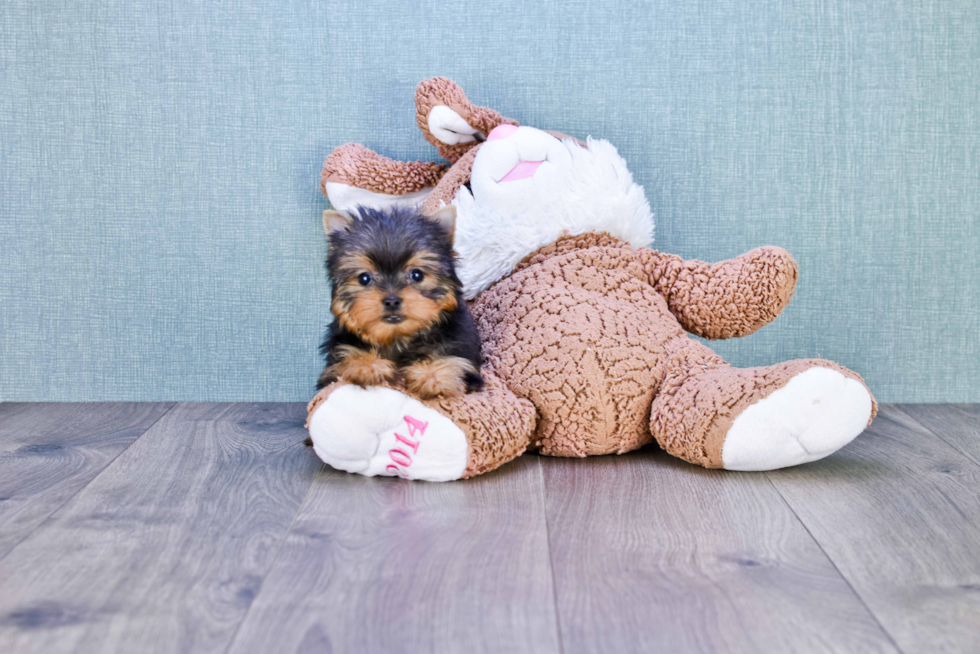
left=382, top=294, right=404, bottom=323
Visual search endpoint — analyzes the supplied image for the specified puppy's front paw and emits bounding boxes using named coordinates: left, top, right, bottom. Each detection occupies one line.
left=335, top=348, right=398, bottom=387
left=404, top=357, right=475, bottom=399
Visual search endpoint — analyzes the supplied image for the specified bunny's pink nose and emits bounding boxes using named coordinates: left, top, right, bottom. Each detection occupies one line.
left=487, top=124, right=519, bottom=141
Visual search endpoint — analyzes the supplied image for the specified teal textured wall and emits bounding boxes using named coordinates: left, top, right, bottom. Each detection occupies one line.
left=1, top=0, right=977, bottom=402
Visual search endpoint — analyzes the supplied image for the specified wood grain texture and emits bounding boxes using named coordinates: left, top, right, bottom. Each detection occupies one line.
left=766, top=404, right=980, bottom=653
left=542, top=452, right=897, bottom=654
left=2, top=402, right=978, bottom=653
left=227, top=456, right=560, bottom=654
left=0, top=403, right=321, bottom=654
left=0, top=402, right=174, bottom=560
left=897, top=404, right=980, bottom=467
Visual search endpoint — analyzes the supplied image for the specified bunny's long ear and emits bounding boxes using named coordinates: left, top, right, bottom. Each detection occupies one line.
left=415, top=77, right=518, bottom=163
left=321, top=143, right=447, bottom=215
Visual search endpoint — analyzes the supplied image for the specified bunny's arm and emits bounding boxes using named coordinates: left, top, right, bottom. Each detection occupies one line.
left=636, top=246, right=798, bottom=339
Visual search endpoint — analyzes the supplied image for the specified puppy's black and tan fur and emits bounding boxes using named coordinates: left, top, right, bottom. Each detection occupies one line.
left=317, top=205, right=483, bottom=400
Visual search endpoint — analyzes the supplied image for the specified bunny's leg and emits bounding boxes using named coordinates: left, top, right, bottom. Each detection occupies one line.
left=649, top=337, right=876, bottom=470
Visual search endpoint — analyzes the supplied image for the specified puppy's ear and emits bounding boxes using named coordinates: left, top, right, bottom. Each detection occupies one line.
left=425, top=205, right=456, bottom=242
left=323, top=210, right=353, bottom=235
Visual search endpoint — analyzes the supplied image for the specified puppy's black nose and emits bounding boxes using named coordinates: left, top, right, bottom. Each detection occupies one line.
left=382, top=295, right=402, bottom=310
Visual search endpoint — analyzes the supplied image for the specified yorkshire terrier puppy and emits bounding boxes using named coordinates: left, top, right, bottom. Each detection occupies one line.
left=317, top=205, right=484, bottom=400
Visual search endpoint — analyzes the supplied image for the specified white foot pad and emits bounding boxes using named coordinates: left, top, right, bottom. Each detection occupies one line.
left=308, top=385, right=468, bottom=482
left=721, top=368, right=873, bottom=471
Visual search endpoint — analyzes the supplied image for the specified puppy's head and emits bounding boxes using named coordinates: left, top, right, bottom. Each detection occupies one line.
left=323, top=205, right=460, bottom=347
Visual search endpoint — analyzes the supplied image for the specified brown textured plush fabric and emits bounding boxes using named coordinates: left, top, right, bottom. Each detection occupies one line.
left=470, top=233, right=876, bottom=463
left=421, top=145, right=480, bottom=214
left=320, top=143, right=447, bottom=197
left=427, top=371, right=538, bottom=478
left=415, top=77, right=517, bottom=163
left=476, top=234, right=680, bottom=456
left=638, top=247, right=799, bottom=339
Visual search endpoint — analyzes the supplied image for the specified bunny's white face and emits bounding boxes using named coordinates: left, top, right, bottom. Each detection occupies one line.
left=450, top=121, right=654, bottom=298
left=466, top=124, right=574, bottom=215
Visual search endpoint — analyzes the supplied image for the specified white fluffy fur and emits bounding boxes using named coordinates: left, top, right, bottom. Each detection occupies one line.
left=451, top=136, right=655, bottom=299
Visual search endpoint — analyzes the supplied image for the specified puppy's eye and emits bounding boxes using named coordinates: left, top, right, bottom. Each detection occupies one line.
left=410, top=269, right=424, bottom=283
left=357, top=273, right=372, bottom=286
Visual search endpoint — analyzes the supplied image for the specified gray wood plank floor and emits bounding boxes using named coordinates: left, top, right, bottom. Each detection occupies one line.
left=228, top=457, right=560, bottom=654
left=544, top=455, right=898, bottom=653
left=0, top=403, right=977, bottom=654
left=0, top=403, right=174, bottom=561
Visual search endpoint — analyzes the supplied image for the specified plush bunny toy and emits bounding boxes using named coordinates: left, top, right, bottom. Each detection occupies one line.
left=307, top=77, right=875, bottom=481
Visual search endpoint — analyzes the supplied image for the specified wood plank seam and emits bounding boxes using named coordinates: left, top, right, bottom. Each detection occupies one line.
left=0, top=402, right=324, bottom=653
left=539, top=457, right=567, bottom=654
left=761, top=472, right=905, bottom=654
left=0, top=402, right=177, bottom=566
left=224, top=455, right=561, bottom=653
left=763, top=403, right=980, bottom=652
left=222, top=461, right=326, bottom=654
left=891, top=405, right=980, bottom=470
